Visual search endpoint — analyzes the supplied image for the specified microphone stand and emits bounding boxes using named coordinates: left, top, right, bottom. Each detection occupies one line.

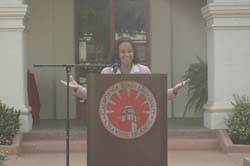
left=33, top=63, right=112, bottom=166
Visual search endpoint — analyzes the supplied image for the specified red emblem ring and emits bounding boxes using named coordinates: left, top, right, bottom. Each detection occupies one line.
left=99, top=80, right=157, bottom=139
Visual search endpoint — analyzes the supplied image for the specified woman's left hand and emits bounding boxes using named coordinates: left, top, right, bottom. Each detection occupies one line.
left=173, top=79, right=191, bottom=95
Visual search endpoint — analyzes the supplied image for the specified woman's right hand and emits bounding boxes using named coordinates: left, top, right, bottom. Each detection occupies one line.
left=60, top=75, right=80, bottom=91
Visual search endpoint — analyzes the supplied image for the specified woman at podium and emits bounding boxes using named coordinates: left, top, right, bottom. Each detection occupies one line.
left=61, top=37, right=190, bottom=100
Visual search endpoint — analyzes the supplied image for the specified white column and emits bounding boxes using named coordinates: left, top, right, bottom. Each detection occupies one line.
left=0, top=0, right=32, bottom=132
left=202, top=0, right=250, bottom=129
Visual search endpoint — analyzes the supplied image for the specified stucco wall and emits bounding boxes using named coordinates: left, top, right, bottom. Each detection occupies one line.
left=150, top=0, right=207, bottom=117
left=26, top=0, right=206, bottom=119
left=27, top=0, right=76, bottom=119
left=149, top=0, right=173, bottom=117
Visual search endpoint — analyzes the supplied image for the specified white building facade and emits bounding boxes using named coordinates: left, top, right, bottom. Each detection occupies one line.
left=0, top=0, right=249, bottom=131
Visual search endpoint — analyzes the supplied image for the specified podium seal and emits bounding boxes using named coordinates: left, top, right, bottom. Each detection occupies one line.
left=99, top=80, right=157, bottom=139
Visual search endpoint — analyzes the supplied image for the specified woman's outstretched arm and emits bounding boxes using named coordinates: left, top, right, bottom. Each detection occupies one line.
left=167, top=79, right=191, bottom=100
left=60, top=75, right=87, bottom=99
left=61, top=75, right=190, bottom=100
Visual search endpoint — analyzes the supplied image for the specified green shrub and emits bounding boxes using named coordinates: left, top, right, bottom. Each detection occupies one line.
left=0, top=151, right=7, bottom=166
left=0, top=101, right=20, bottom=145
left=226, top=95, right=250, bottom=145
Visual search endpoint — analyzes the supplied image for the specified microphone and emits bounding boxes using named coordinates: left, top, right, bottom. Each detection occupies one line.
left=113, top=60, right=119, bottom=73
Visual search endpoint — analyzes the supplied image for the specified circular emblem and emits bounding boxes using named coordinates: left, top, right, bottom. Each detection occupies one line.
left=99, top=80, right=157, bottom=139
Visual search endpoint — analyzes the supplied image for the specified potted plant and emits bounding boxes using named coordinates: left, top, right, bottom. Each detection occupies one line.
left=225, top=95, right=250, bottom=145
left=183, top=57, right=208, bottom=116
left=0, top=101, right=21, bottom=157
left=0, top=151, right=7, bottom=166
left=0, top=101, right=20, bottom=146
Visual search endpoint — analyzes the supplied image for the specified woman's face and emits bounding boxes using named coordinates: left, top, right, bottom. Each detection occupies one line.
left=119, top=42, right=134, bottom=66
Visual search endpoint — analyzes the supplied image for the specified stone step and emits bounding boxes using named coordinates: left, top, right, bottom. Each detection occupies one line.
left=23, top=131, right=86, bottom=141
left=168, top=130, right=216, bottom=138
left=168, top=130, right=219, bottom=150
left=21, top=130, right=219, bottom=153
left=168, top=138, right=219, bottom=150
left=21, top=139, right=87, bottom=153
left=21, top=138, right=218, bottom=153
left=23, top=130, right=216, bottom=140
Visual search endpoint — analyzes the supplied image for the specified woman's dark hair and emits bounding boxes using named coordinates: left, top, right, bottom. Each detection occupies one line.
left=112, top=37, right=138, bottom=65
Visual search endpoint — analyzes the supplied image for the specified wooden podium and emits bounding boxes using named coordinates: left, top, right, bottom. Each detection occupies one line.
left=87, top=74, right=168, bottom=166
